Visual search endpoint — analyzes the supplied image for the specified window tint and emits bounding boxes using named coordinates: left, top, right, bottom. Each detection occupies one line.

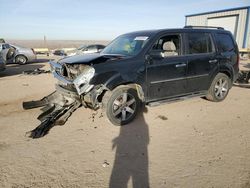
left=86, top=45, right=97, bottom=51
left=2, top=44, right=10, bottom=49
left=216, top=33, right=235, bottom=52
left=152, top=35, right=180, bottom=57
left=98, top=45, right=105, bottom=49
left=187, top=33, right=213, bottom=54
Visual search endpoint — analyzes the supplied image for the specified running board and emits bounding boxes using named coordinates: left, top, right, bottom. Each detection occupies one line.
left=147, top=93, right=206, bottom=107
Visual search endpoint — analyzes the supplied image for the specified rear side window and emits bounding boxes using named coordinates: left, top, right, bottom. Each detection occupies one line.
left=87, top=45, right=97, bottom=51
left=187, top=33, right=213, bottom=54
left=215, top=33, right=235, bottom=52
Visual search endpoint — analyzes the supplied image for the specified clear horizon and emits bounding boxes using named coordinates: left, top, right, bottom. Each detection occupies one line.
left=0, top=0, right=249, bottom=40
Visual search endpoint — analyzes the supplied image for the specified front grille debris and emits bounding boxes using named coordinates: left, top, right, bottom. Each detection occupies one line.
left=23, top=68, right=50, bottom=75
left=23, top=91, right=81, bottom=138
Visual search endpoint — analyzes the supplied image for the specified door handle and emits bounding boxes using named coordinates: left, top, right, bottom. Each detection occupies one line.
left=175, top=63, right=186, bottom=68
left=209, top=59, right=218, bottom=64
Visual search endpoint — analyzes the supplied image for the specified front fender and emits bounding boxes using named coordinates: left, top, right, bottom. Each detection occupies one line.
left=90, top=71, right=136, bottom=90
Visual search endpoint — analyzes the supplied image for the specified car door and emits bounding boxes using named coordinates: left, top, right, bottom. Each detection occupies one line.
left=185, top=32, right=218, bottom=93
left=146, top=33, right=188, bottom=102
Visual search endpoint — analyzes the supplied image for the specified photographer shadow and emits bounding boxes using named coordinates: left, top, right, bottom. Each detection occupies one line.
left=109, top=107, right=150, bottom=188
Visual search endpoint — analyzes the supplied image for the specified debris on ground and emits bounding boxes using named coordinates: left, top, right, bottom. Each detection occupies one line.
left=89, top=110, right=104, bottom=122
left=157, top=115, right=168, bottom=120
left=23, top=91, right=81, bottom=138
left=23, top=68, right=50, bottom=75
left=89, top=111, right=98, bottom=122
left=193, top=126, right=204, bottom=136
left=102, top=160, right=110, bottom=167
left=234, top=70, right=250, bottom=88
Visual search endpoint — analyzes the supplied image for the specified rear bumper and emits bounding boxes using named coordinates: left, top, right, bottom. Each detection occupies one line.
left=27, top=54, right=37, bottom=62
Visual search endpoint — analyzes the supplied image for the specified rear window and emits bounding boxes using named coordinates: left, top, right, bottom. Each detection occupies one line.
left=215, top=33, right=235, bottom=52
left=187, top=33, right=213, bottom=54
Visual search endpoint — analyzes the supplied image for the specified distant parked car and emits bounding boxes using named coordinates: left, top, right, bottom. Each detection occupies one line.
left=0, top=43, right=36, bottom=64
left=67, top=44, right=106, bottom=56
left=10, top=44, right=37, bottom=64
left=53, top=49, right=67, bottom=56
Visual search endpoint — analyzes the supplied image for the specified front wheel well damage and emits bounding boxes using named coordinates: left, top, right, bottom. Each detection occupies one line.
left=101, top=83, right=145, bottom=103
left=83, top=83, right=145, bottom=110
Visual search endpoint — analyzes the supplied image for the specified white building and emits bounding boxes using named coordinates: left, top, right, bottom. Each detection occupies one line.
left=186, top=6, right=250, bottom=50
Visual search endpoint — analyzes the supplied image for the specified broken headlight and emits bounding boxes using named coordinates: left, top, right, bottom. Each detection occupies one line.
left=73, top=66, right=95, bottom=95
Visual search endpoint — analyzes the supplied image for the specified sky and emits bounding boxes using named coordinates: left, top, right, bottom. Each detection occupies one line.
left=0, top=0, right=249, bottom=40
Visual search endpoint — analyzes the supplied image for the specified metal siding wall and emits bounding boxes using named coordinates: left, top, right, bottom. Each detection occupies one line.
left=186, top=9, right=248, bottom=48
left=246, top=8, right=250, bottom=49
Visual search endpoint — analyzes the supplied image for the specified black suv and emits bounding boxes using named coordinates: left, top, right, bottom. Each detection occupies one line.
left=44, top=26, right=239, bottom=126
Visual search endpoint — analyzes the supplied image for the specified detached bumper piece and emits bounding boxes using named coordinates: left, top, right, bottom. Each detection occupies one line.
left=23, top=91, right=81, bottom=139
left=234, top=70, right=250, bottom=88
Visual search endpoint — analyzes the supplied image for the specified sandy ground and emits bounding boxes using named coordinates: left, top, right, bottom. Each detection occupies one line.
left=0, top=56, right=250, bottom=188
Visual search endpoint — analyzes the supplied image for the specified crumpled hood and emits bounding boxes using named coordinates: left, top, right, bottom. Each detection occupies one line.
left=58, top=53, right=125, bottom=65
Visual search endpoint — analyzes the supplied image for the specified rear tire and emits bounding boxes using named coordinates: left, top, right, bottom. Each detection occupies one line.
left=15, top=55, right=27, bottom=65
left=206, top=73, right=231, bottom=102
left=103, top=86, right=141, bottom=126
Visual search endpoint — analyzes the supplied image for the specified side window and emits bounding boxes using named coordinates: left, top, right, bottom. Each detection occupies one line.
left=215, top=33, right=235, bottom=52
left=152, top=35, right=181, bottom=57
left=2, top=44, right=10, bottom=49
left=87, top=45, right=97, bottom=51
left=187, top=33, right=213, bottom=54
left=98, top=45, right=105, bottom=50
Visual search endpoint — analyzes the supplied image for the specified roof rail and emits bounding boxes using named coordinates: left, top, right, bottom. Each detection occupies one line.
left=184, top=25, right=224, bottom=30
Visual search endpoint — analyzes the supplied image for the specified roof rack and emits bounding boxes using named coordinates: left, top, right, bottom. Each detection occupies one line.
left=184, top=25, right=224, bottom=30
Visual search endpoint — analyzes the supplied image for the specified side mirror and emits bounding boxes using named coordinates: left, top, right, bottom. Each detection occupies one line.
left=149, top=51, right=163, bottom=60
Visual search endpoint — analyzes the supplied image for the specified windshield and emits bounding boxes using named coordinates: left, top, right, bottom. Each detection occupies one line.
left=101, top=34, right=150, bottom=56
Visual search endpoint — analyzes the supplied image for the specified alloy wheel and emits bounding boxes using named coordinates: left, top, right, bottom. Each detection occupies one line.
left=214, top=78, right=228, bottom=99
left=112, top=92, right=136, bottom=122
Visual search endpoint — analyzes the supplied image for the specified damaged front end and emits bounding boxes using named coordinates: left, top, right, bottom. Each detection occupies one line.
left=23, top=60, right=106, bottom=138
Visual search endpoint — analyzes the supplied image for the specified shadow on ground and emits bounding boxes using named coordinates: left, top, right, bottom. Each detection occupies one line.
left=0, top=59, right=53, bottom=78
left=109, top=107, right=150, bottom=188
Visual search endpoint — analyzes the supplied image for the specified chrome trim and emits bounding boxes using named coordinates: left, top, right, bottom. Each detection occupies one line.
left=150, top=77, right=186, bottom=84
left=175, top=63, right=186, bottom=68
left=49, top=61, right=62, bottom=71
left=52, top=71, right=72, bottom=85
left=186, top=74, right=209, bottom=79
left=150, top=74, right=209, bottom=84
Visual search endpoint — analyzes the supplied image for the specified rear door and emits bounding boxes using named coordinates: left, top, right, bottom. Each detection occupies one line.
left=185, top=32, right=218, bottom=93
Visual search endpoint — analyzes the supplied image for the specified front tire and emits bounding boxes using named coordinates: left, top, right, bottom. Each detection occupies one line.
left=206, top=73, right=231, bottom=102
left=103, top=86, right=141, bottom=126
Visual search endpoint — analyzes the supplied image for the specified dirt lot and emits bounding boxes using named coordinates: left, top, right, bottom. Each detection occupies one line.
left=0, top=56, right=250, bottom=188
